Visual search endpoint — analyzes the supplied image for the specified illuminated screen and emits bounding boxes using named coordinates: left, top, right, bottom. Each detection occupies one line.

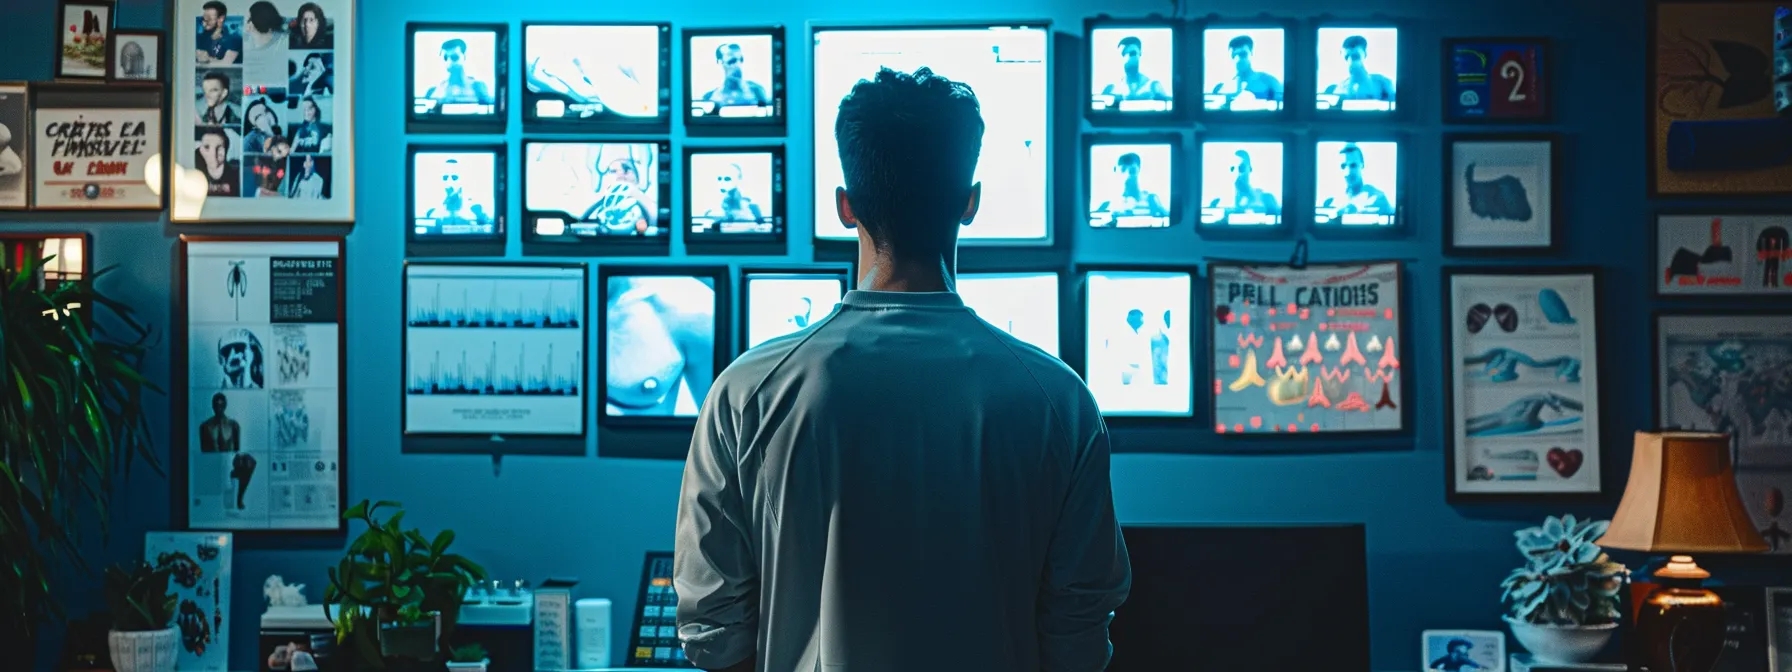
left=1203, top=27, right=1286, bottom=112
left=743, top=273, right=844, bottom=348
left=958, top=272, right=1060, bottom=357
left=411, top=28, right=501, bottom=118
left=812, top=25, right=1050, bottom=243
left=524, top=24, right=666, bottom=122
left=1199, top=140, right=1284, bottom=227
left=1087, top=142, right=1172, bottom=229
left=604, top=274, right=717, bottom=418
left=1084, top=270, right=1193, bottom=417
left=1314, top=27, right=1398, bottom=112
left=688, top=150, right=782, bottom=238
left=689, top=33, right=780, bottom=120
left=524, top=141, right=670, bottom=243
left=411, top=149, right=500, bottom=238
left=1088, top=26, right=1174, bottom=113
left=1314, top=141, right=1399, bottom=227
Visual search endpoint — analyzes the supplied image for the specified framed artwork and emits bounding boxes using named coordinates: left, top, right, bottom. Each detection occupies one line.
left=54, top=0, right=113, bottom=80
left=176, top=236, right=346, bottom=533
left=30, top=83, right=165, bottom=211
left=401, top=262, right=588, bottom=456
left=1770, top=587, right=1792, bottom=672
left=1209, top=261, right=1405, bottom=435
left=1649, top=1, right=1792, bottom=196
left=0, top=83, right=27, bottom=210
left=170, top=0, right=355, bottom=222
left=1421, top=630, right=1506, bottom=672
left=1444, top=134, right=1559, bottom=255
left=1443, top=38, right=1550, bottom=122
left=1656, top=213, right=1792, bottom=296
left=144, top=532, right=232, bottom=672
left=1445, top=268, right=1604, bottom=501
left=108, top=29, right=165, bottom=83
left=1656, top=312, right=1792, bottom=554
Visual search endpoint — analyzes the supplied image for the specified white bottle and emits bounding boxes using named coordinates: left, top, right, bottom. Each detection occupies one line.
left=575, top=598, right=612, bottom=669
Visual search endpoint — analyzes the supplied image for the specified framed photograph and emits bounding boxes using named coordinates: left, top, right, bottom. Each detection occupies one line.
left=1443, top=38, right=1550, bottom=122
left=176, top=236, right=346, bottom=533
left=1085, top=17, right=1180, bottom=121
left=521, top=139, right=673, bottom=256
left=108, top=29, right=165, bottom=82
left=55, top=0, right=113, bottom=80
left=1079, top=266, right=1196, bottom=420
left=1444, top=134, right=1559, bottom=254
left=144, top=532, right=232, bottom=672
left=684, top=145, right=787, bottom=256
left=1198, top=18, right=1290, bottom=115
left=0, top=83, right=28, bottom=210
left=599, top=265, right=730, bottom=428
left=1656, top=213, right=1792, bottom=296
left=30, top=83, right=164, bottom=211
left=1197, top=134, right=1289, bottom=234
left=402, top=262, right=587, bottom=456
left=171, top=0, right=356, bottom=222
left=1314, top=24, right=1400, bottom=115
left=684, top=26, right=783, bottom=135
left=1421, top=630, right=1505, bottom=672
left=1445, top=268, right=1604, bottom=501
left=1313, top=137, right=1404, bottom=234
left=408, top=22, right=508, bottom=133
left=1770, top=587, right=1792, bottom=672
left=524, top=22, right=671, bottom=133
left=1650, top=1, right=1792, bottom=197
left=406, top=144, right=506, bottom=256
left=1085, top=133, right=1180, bottom=230
left=1210, top=261, right=1406, bottom=435
left=739, top=266, right=849, bottom=351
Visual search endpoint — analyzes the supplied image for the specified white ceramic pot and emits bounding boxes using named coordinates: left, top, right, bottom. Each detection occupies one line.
left=1504, top=616, right=1618, bottom=664
left=108, top=627, right=179, bottom=672
left=446, top=659, right=490, bottom=672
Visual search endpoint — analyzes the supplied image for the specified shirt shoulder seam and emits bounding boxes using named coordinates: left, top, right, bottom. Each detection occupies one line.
left=968, top=317, right=1076, bottom=443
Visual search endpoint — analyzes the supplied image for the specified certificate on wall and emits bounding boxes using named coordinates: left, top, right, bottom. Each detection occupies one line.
left=179, top=237, right=345, bottom=532
left=170, top=0, right=355, bottom=222
left=30, top=84, right=164, bottom=210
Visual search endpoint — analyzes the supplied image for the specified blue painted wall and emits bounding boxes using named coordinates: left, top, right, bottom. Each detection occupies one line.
left=9, top=0, right=1768, bottom=670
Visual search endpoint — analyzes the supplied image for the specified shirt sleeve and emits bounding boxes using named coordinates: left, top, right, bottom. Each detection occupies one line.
left=1038, top=420, right=1132, bottom=672
left=674, top=390, right=758, bottom=670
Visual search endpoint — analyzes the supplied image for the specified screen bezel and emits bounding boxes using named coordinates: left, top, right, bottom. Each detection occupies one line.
left=957, top=269, right=1067, bottom=358
left=738, top=264, right=852, bottom=353
left=597, top=264, right=732, bottom=429
left=1195, top=132, right=1294, bottom=237
left=519, top=139, right=675, bottom=256
left=520, top=21, right=673, bottom=133
left=683, top=26, right=787, bottom=136
left=397, top=261, right=590, bottom=455
left=1074, top=264, right=1200, bottom=422
left=1310, top=22, right=1403, bottom=118
left=1082, top=132, right=1183, bottom=231
left=1310, top=134, right=1406, bottom=237
left=808, top=20, right=1056, bottom=249
left=404, top=144, right=508, bottom=255
left=682, top=144, right=789, bottom=252
left=1194, top=16, right=1296, bottom=119
left=1083, top=17, right=1184, bottom=123
left=405, top=22, right=509, bottom=134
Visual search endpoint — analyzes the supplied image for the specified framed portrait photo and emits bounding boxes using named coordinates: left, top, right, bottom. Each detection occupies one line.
left=1656, top=213, right=1792, bottom=296
left=1443, top=38, right=1550, bottom=122
left=108, top=29, right=165, bottom=83
left=1649, top=1, right=1792, bottom=196
left=1421, top=630, right=1506, bottom=672
left=0, top=83, right=28, bottom=210
left=170, top=0, right=356, bottom=222
left=54, top=0, right=113, bottom=81
left=1444, top=134, right=1559, bottom=255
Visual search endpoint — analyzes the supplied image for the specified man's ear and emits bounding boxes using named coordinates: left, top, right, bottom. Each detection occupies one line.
left=960, top=182, right=982, bottom=227
left=835, top=186, right=858, bottom=230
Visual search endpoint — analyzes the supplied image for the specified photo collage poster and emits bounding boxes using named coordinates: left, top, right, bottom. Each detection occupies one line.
left=1657, top=215, right=1792, bottom=295
left=1211, top=262, right=1404, bottom=434
left=185, top=240, right=341, bottom=531
left=145, top=531, right=233, bottom=672
left=1449, top=273, right=1602, bottom=495
left=174, top=0, right=354, bottom=221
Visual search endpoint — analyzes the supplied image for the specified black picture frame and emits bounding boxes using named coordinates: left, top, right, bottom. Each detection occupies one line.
left=1441, top=37, right=1551, bottom=123
left=405, top=22, right=509, bottom=134
left=1309, top=133, right=1406, bottom=238
left=28, top=82, right=167, bottom=212
left=0, top=81, right=30, bottom=211
left=1442, top=266, right=1606, bottom=503
left=737, top=264, right=851, bottom=353
left=399, top=261, right=589, bottom=457
left=1442, top=132, right=1561, bottom=256
left=106, top=28, right=164, bottom=84
left=1194, top=130, right=1295, bottom=238
left=405, top=143, right=508, bottom=257
left=1647, top=1, right=1792, bottom=198
left=683, top=25, right=785, bottom=137
left=519, top=138, right=674, bottom=258
left=1651, top=308, right=1792, bottom=432
left=52, top=0, right=114, bottom=81
left=521, top=21, right=672, bottom=134
left=1083, top=15, right=1184, bottom=124
left=597, top=264, right=732, bottom=430
left=683, top=144, right=788, bottom=257
left=1309, top=19, right=1404, bottom=119
left=1073, top=263, right=1201, bottom=424
left=1082, top=131, right=1183, bottom=232
left=1192, top=15, right=1297, bottom=120
left=1650, top=210, right=1792, bottom=299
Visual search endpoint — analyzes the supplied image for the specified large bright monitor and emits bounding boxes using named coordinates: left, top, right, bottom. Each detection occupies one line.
left=741, top=269, right=847, bottom=349
left=1202, top=25, right=1286, bottom=112
left=408, top=145, right=504, bottom=242
left=600, top=267, right=727, bottom=423
left=811, top=23, right=1051, bottom=245
left=1083, top=269, right=1194, bottom=417
left=958, top=272, right=1061, bottom=357
left=1313, top=140, right=1400, bottom=228
left=522, top=140, right=672, bottom=251
left=685, top=146, right=785, bottom=243
left=1314, top=26, right=1398, bottom=113
left=522, top=23, right=671, bottom=131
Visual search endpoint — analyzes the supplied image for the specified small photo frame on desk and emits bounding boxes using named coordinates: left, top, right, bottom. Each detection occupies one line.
left=1422, top=629, right=1505, bottom=672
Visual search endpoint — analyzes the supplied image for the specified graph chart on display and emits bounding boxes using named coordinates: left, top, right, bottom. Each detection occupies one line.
left=406, top=273, right=584, bottom=328
left=405, top=339, right=581, bottom=397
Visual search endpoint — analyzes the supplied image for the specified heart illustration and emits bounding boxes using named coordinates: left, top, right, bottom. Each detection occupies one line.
left=1546, top=447, right=1584, bottom=478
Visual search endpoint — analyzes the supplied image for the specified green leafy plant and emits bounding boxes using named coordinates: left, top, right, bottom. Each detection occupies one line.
left=1500, top=515, right=1629, bottom=626
left=449, top=643, right=488, bottom=663
left=103, top=561, right=176, bottom=632
left=324, top=500, right=487, bottom=668
left=1, top=253, right=161, bottom=642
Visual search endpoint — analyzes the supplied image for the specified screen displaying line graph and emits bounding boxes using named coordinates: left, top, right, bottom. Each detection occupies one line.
left=406, top=269, right=583, bottom=328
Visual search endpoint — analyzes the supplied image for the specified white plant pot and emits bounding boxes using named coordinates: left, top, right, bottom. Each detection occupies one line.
left=108, top=627, right=180, bottom=672
left=1504, top=616, right=1618, bottom=665
left=446, top=659, right=490, bottom=672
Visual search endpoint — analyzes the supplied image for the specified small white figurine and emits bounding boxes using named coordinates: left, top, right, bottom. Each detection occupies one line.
left=264, top=575, right=309, bottom=607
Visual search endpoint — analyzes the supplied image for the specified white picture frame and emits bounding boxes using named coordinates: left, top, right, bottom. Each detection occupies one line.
left=1421, top=629, right=1506, bottom=672
left=1655, top=214, right=1792, bottom=297
left=1445, top=134, right=1557, bottom=254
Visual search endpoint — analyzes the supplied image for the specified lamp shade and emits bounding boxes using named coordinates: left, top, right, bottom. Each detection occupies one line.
left=1595, top=431, right=1768, bottom=554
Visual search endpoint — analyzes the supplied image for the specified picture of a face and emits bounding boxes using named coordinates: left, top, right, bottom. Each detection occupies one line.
left=441, top=159, right=463, bottom=206
left=200, top=132, right=229, bottom=169
left=202, top=77, right=227, bottom=107
left=716, top=163, right=741, bottom=197
left=606, top=158, right=640, bottom=188
left=248, top=102, right=277, bottom=134
left=302, top=55, right=325, bottom=80
left=302, top=98, right=320, bottom=122
left=299, top=8, right=321, bottom=42
left=719, top=44, right=744, bottom=79
left=202, top=7, right=223, bottom=32
left=442, top=42, right=466, bottom=78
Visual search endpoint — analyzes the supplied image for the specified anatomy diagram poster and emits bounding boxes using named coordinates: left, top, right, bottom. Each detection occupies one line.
left=1211, top=262, right=1403, bottom=434
left=184, top=239, right=342, bottom=531
left=1657, top=215, right=1792, bottom=296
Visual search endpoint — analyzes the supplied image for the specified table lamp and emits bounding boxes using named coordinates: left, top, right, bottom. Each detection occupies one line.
left=1594, top=431, right=1768, bottom=672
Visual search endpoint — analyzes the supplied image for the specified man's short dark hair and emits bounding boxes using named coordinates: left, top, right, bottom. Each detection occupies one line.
left=441, top=38, right=467, bottom=54
left=203, top=71, right=230, bottom=88
left=1228, top=35, right=1254, bottom=51
left=1343, top=35, right=1368, bottom=51
left=1339, top=143, right=1364, bottom=160
left=1447, top=638, right=1472, bottom=652
left=201, top=128, right=231, bottom=149
left=715, top=43, right=741, bottom=61
left=203, top=1, right=227, bottom=15
left=1118, top=36, right=1143, bottom=51
left=247, top=1, right=281, bottom=33
left=1117, top=152, right=1141, bottom=169
left=834, top=67, right=984, bottom=256
left=1233, top=149, right=1253, bottom=168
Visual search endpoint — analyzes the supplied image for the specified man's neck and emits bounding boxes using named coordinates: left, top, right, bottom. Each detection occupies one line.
left=210, top=26, right=223, bottom=39
left=723, top=76, right=745, bottom=92
left=856, top=253, right=956, bottom=293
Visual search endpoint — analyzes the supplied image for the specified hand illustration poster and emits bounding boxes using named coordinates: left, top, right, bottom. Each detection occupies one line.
left=183, top=239, right=342, bottom=531
left=1657, top=214, right=1792, bottom=295
left=1448, top=271, right=1602, bottom=496
left=145, top=532, right=232, bottom=672
left=1650, top=2, right=1792, bottom=196
left=1210, top=261, right=1403, bottom=434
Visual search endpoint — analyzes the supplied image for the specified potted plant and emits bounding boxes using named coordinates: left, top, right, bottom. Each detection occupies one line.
left=446, top=643, right=490, bottom=672
left=103, top=561, right=179, bottom=672
left=1500, top=514, right=1630, bottom=664
left=324, top=500, right=487, bottom=670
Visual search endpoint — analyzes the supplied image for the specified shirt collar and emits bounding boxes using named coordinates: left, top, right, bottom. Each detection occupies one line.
left=841, top=290, right=965, bottom=309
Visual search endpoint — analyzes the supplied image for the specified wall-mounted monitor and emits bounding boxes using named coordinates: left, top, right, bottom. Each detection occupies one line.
left=685, top=27, right=785, bottom=131
left=685, top=146, right=785, bottom=244
left=407, top=23, right=507, bottom=132
left=958, top=271, right=1061, bottom=357
left=1314, top=26, right=1398, bottom=113
left=1086, top=135, right=1177, bottom=229
left=740, top=268, right=848, bottom=349
left=811, top=23, right=1052, bottom=246
left=1313, top=140, right=1400, bottom=229
left=1198, top=138, right=1286, bottom=230
left=522, top=23, right=671, bottom=132
left=600, top=266, right=729, bottom=425
left=1201, top=24, right=1286, bottom=113
left=522, top=140, right=672, bottom=252
left=1082, top=268, right=1194, bottom=418
left=407, top=145, right=505, bottom=244
left=1085, top=18, right=1178, bottom=118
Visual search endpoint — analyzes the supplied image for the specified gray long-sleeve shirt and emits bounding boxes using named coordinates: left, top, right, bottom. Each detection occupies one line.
left=674, top=289, right=1131, bottom=672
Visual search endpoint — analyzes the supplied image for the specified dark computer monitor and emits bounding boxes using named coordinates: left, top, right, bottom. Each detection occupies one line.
left=1108, top=524, right=1371, bottom=672
left=626, top=551, right=694, bottom=667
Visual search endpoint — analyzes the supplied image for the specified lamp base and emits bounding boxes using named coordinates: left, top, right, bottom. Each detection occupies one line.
left=1632, top=556, right=1726, bottom=672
